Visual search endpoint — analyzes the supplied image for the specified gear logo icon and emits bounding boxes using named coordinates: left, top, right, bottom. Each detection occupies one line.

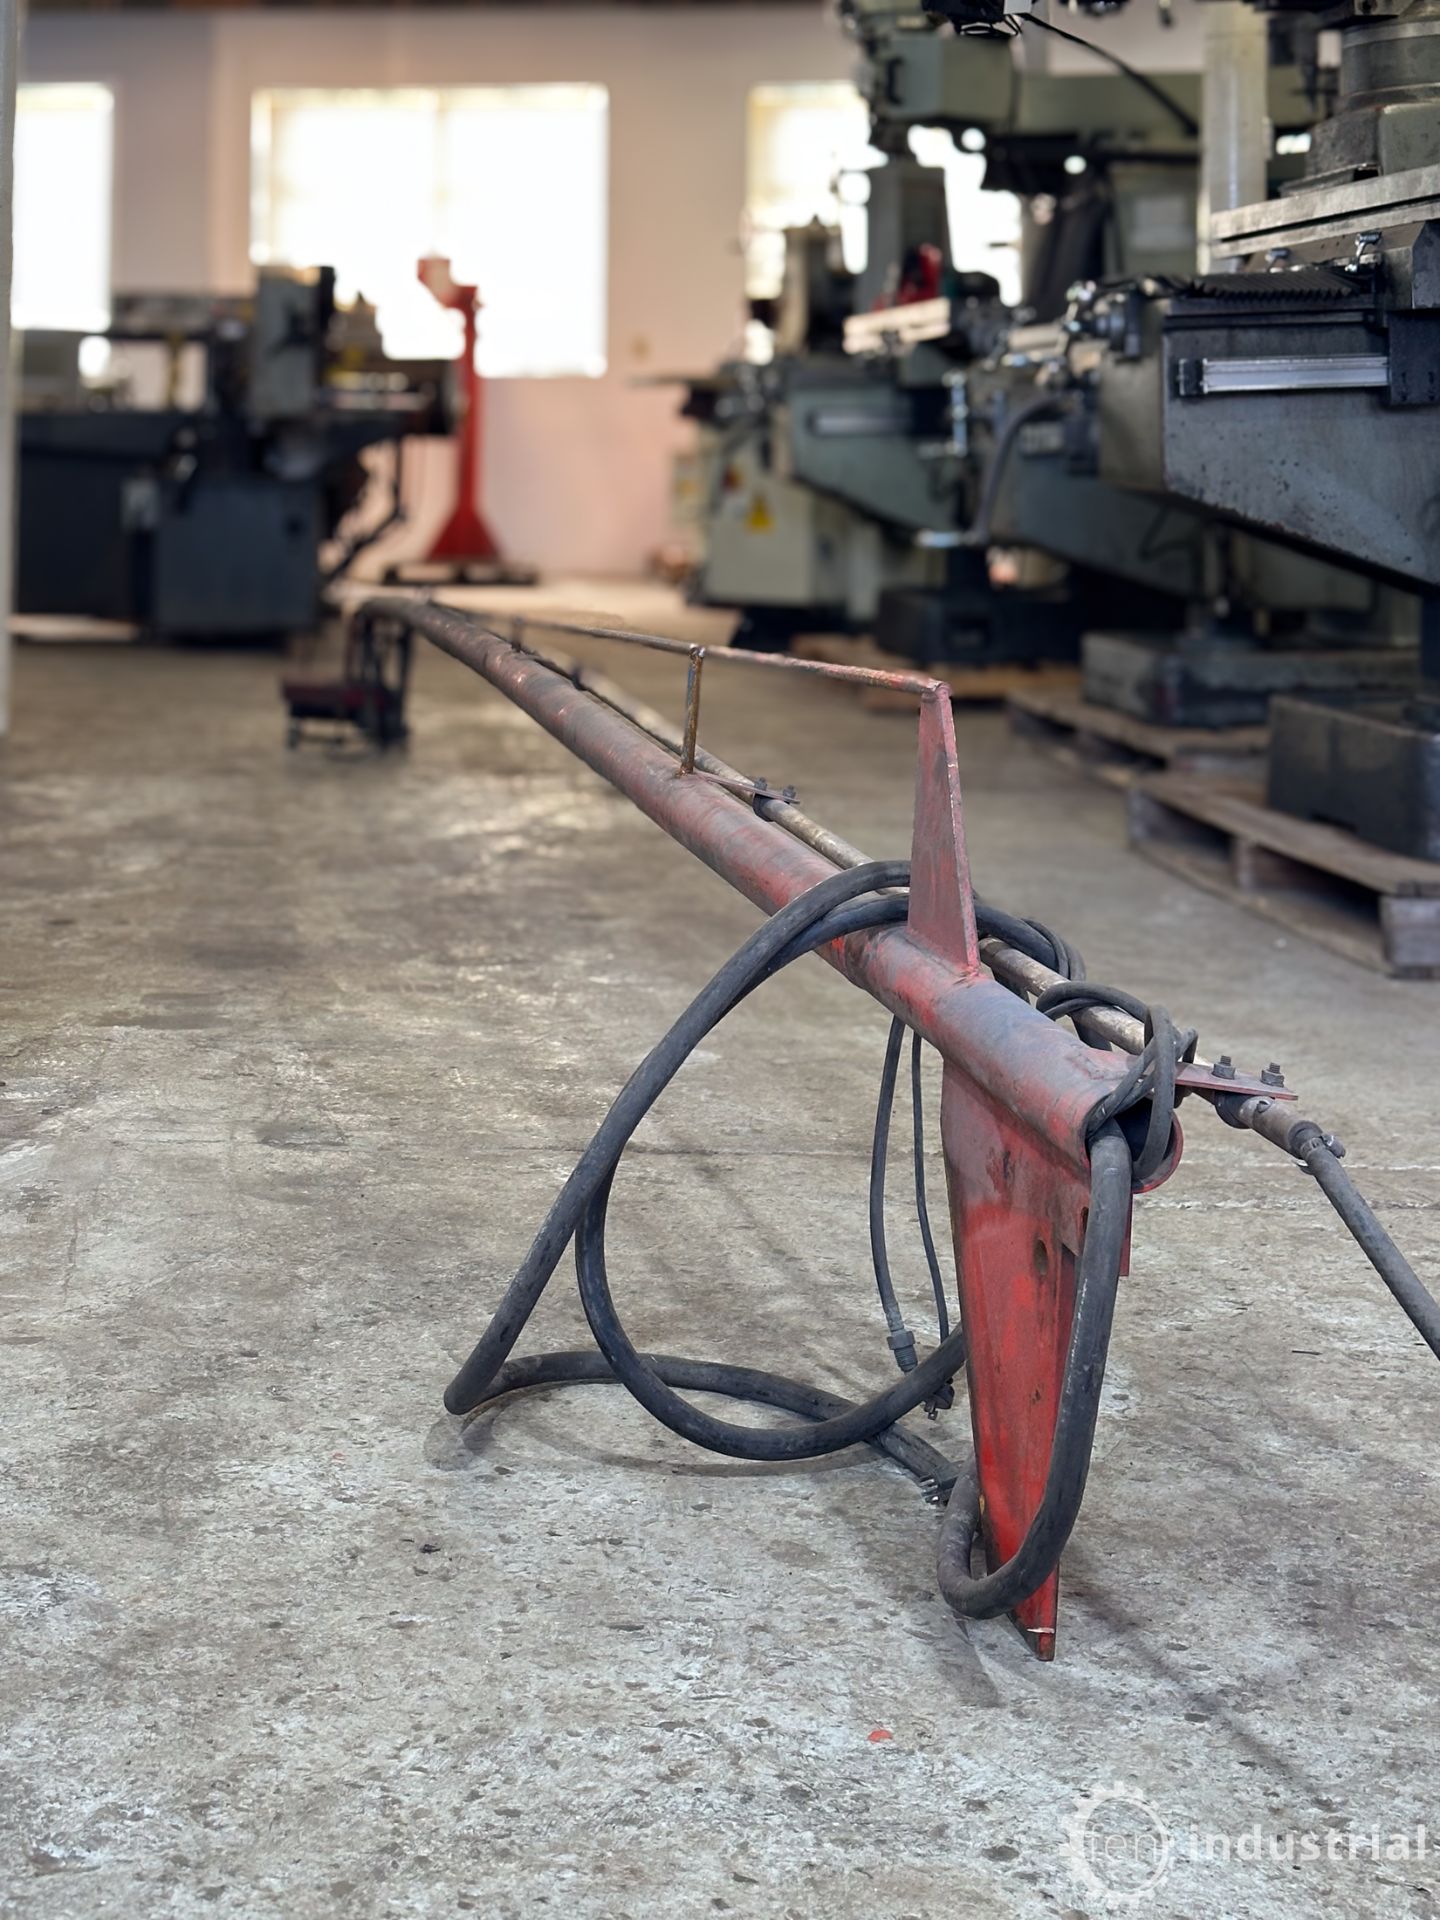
left=1062, top=1782, right=1174, bottom=1907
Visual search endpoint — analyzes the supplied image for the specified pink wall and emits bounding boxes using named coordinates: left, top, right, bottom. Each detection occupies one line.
left=21, top=4, right=1206, bottom=574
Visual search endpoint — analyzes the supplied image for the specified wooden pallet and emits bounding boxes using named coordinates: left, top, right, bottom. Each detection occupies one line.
left=1128, top=771, right=1440, bottom=977
left=1008, top=683, right=1268, bottom=788
left=791, top=635, right=1080, bottom=712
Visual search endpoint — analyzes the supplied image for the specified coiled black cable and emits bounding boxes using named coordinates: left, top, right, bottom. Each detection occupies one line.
left=469, top=1349, right=957, bottom=1493
left=444, top=857, right=1440, bottom=1635
left=1035, top=981, right=1195, bottom=1185
left=445, top=862, right=1152, bottom=1625
left=445, top=860, right=972, bottom=1458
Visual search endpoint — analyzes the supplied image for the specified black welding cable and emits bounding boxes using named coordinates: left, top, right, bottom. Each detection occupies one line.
left=454, top=876, right=964, bottom=1486
left=449, top=866, right=1170, bottom=1450
left=1036, top=981, right=1194, bottom=1185
left=1288, top=1126, right=1440, bottom=1364
left=870, top=1017, right=921, bottom=1374
left=911, top=1030, right=951, bottom=1345
left=936, top=1124, right=1133, bottom=1618
left=442, top=862, right=1149, bottom=1610
left=973, top=901, right=1072, bottom=971
left=575, top=1172, right=970, bottom=1463
left=466, top=1350, right=956, bottom=1492
left=445, top=859, right=918, bottom=1420
left=1027, top=917, right=1088, bottom=991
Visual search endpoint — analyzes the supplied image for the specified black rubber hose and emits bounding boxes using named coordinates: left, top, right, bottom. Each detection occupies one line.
left=1294, top=1129, right=1440, bottom=1363
left=463, top=1350, right=957, bottom=1493
left=446, top=859, right=1133, bottom=1600
left=574, top=1164, right=970, bottom=1462
left=870, top=1017, right=920, bottom=1373
left=961, top=393, right=1069, bottom=552
left=444, top=860, right=912, bottom=1416
left=936, top=1125, right=1132, bottom=1619
left=910, top=1029, right=951, bottom=1345
left=1037, top=980, right=1194, bottom=1185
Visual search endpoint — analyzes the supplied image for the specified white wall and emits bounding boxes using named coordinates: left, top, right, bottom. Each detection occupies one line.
left=23, top=15, right=214, bottom=288
left=23, top=5, right=859, bottom=575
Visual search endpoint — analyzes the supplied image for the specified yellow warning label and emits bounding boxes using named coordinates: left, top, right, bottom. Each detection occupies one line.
left=746, top=493, right=775, bottom=534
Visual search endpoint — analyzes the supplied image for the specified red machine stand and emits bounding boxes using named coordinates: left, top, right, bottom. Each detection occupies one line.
left=384, top=256, right=538, bottom=591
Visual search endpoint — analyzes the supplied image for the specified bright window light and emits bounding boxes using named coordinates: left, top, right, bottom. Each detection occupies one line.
left=904, top=125, right=1022, bottom=306
left=746, top=85, right=880, bottom=298
left=14, top=83, right=114, bottom=333
left=251, top=86, right=609, bottom=380
left=746, top=85, right=1022, bottom=307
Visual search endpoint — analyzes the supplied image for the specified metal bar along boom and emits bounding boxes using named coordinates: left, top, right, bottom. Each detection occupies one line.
left=371, top=597, right=1128, bottom=1166
left=362, top=597, right=1212, bottom=1658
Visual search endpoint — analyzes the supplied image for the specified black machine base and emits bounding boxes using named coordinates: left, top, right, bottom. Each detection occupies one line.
left=1083, top=631, right=1417, bottom=730
left=1267, top=693, right=1440, bottom=864
left=875, top=584, right=1080, bottom=669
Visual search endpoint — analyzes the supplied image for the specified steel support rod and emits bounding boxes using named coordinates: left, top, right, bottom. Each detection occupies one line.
left=489, top=616, right=1313, bottom=1159
left=367, top=596, right=1124, bottom=1168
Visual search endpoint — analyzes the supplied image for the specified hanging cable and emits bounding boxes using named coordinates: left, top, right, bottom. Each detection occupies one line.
left=1018, top=14, right=1200, bottom=138
left=911, top=1029, right=951, bottom=1346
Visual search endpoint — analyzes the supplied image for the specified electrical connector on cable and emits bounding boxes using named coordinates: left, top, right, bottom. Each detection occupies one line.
left=886, top=1327, right=919, bottom=1371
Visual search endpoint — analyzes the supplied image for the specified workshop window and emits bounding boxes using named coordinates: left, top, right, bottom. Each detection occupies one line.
left=908, top=126, right=1022, bottom=307
left=14, top=84, right=114, bottom=334
left=746, top=85, right=1021, bottom=307
left=746, top=85, right=878, bottom=301
left=251, top=86, right=609, bottom=379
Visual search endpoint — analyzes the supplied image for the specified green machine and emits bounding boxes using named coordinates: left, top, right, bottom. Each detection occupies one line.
left=681, top=1, right=1317, bottom=661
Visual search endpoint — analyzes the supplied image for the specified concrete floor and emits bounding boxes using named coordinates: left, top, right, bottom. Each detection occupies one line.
left=2, top=586, right=1439, bottom=1920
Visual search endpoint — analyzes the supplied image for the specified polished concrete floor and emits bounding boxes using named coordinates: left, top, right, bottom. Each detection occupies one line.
left=2, top=586, right=1439, bottom=1920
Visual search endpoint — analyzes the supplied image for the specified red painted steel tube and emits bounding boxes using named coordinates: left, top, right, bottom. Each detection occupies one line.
left=370, top=597, right=1128, bottom=1174
left=368, top=595, right=1175, bottom=1659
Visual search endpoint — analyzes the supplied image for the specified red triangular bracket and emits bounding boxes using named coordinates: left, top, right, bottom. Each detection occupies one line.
left=907, top=686, right=1134, bottom=1657
left=908, top=689, right=981, bottom=977
left=940, top=1070, right=1119, bottom=1658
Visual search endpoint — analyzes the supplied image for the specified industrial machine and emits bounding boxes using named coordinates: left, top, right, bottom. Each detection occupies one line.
left=352, top=593, right=1440, bottom=1662
left=682, top=0, right=1322, bottom=662
left=249, top=0, right=1440, bottom=1676
left=18, top=268, right=450, bottom=643
left=918, top=0, right=1440, bottom=856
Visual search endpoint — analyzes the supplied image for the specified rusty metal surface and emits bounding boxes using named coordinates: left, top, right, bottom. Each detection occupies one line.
left=941, top=1067, right=1098, bottom=1659
left=369, top=597, right=1129, bottom=1178
left=366, top=595, right=1174, bottom=1657
left=511, top=612, right=945, bottom=697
